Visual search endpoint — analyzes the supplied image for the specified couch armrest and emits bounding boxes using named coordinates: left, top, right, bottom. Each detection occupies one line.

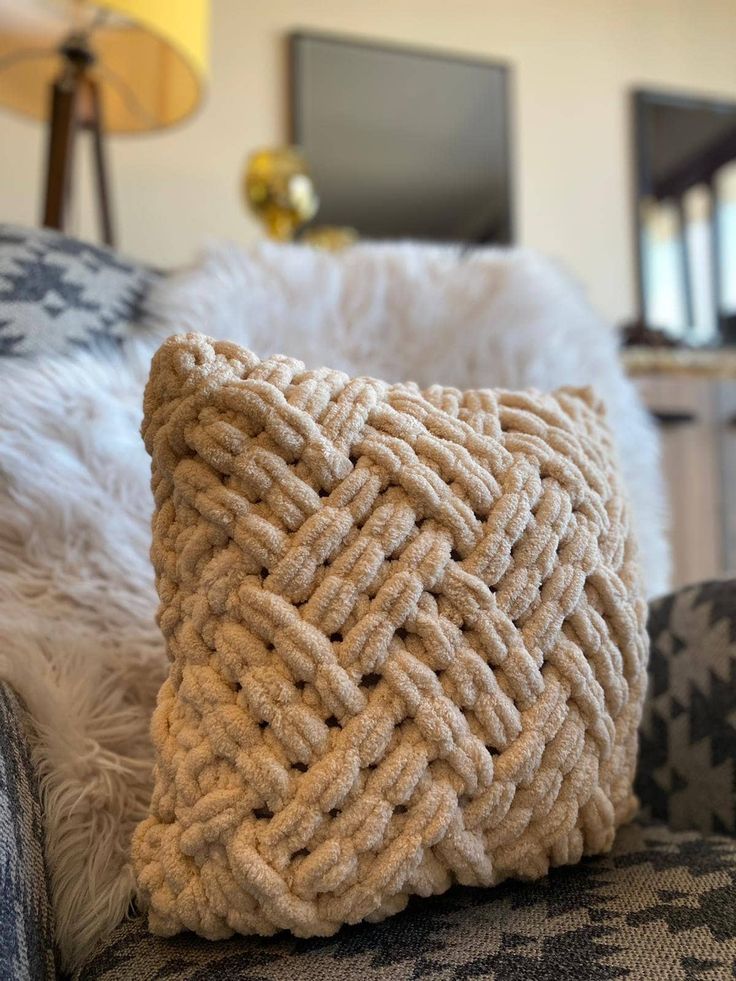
left=0, top=681, right=56, bottom=979
left=637, top=578, right=736, bottom=834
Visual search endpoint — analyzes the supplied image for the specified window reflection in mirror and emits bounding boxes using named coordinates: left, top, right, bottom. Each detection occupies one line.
left=634, top=90, right=736, bottom=346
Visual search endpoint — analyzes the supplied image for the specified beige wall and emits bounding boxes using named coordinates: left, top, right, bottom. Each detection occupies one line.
left=1, top=0, right=735, bottom=323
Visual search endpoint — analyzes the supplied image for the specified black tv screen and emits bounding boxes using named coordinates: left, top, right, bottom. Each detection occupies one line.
left=289, top=33, right=513, bottom=244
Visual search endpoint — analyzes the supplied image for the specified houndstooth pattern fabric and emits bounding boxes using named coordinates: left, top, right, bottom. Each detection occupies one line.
left=0, top=224, right=157, bottom=356
left=87, top=822, right=736, bottom=980
left=638, top=578, right=736, bottom=835
left=133, top=333, right=648, bottom=941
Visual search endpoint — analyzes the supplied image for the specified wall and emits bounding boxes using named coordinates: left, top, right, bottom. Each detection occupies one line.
left=1, top=0, right=735, bottom=324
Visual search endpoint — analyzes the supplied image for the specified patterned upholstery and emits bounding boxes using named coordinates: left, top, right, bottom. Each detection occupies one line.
left=77, top=578, right=736, bottom=979
left=0, top=224, right=157, bottom=356
left=0, top=684, right=55, bottom=981
left=80, top=822, right=736, bottom=980
left=638, top=579, right=736, bottom=835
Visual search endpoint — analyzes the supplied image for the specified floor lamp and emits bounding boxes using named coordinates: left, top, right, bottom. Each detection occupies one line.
left=0, top=0, right=209, bottom=248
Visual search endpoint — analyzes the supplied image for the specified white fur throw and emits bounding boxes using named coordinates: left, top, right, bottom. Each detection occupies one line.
left=0, top=240, right=667, bottom=973
left=0, top=348, right=164, bottom=973
left=150, top=242, right=669, bottom=597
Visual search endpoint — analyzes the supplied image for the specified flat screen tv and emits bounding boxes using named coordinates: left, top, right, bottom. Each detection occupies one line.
left=289, top=33, right=513, bottom=245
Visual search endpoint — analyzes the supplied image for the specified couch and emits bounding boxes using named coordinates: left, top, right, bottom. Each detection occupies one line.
left=1, top=226, right=734, bottom=979
left=2, top=578, right=734, bottom=979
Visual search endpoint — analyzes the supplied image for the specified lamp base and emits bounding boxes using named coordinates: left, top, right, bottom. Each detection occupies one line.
left=42, top=36, right=115, bottom=247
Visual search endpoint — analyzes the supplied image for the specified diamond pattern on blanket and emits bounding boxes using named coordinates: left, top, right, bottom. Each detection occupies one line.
left=0, top=224, right=157, bottom=356
left=638, top=579, right=736, bottom=835
left=83, top=823, right=736, bottom=980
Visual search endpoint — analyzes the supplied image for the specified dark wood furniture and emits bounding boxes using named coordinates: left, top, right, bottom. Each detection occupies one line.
left=43, top=33, right=114, bottom=247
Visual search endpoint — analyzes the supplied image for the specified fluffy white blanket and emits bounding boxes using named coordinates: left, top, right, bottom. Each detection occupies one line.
left=0, top=241, right=668, bottom=973
left=151, top=240, right=669, bottom=594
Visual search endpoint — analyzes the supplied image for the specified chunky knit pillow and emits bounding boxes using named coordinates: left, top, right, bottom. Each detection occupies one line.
left=133, top=332, right=648, bottom=940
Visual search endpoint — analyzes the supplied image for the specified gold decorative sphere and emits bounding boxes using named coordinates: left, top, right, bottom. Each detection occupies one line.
left=243, top=147, right=319, bottom=242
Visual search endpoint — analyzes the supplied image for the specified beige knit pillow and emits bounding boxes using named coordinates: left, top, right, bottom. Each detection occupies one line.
left=133, top=332, right=648, bottom=941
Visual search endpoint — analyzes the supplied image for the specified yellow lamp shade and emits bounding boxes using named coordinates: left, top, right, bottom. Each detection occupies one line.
left=0, top=0, right=209, bottom=133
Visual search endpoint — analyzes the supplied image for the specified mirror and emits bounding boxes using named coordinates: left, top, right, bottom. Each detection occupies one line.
left=634, top=89, right=736, bottom=346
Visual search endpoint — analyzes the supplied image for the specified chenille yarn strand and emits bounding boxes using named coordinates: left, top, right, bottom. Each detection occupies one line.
left=133, top=332, right=648, bottom=940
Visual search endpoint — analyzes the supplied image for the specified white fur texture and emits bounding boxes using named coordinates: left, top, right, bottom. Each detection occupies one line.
left=0, top=240, right=668, bottom=973
left=0, top=348, right=165, bottom=974
left=151, top=240, right=670, bottom=595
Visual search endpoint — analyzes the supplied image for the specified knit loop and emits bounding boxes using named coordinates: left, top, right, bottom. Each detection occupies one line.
left=133, top=334, right=648, bottom=941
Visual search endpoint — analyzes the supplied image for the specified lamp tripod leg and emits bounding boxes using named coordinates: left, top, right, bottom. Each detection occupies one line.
left=42, top=78, right=77, bottom=233
left=41, top=69, right=116, bottom=249
left=87, top=79, right=115, bottom=247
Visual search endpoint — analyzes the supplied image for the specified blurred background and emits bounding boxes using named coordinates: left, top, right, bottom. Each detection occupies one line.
left=0, top=0, right=734, bottom=333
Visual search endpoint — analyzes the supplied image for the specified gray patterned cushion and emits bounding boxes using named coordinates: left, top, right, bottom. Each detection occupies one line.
left=0, top=224, right=157, bottom=356
left=78, top=822, right=736, bottom=980
left=638, top=579, right=736, bottom=835
left=0, top=683, right=55, bottom=980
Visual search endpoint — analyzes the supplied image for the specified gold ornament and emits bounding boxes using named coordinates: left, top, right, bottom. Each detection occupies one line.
left=243, top=147, right=318, bottom=242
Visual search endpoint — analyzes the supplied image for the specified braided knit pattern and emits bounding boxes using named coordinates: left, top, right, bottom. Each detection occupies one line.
left=132, top=332, right=648, bottom=941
